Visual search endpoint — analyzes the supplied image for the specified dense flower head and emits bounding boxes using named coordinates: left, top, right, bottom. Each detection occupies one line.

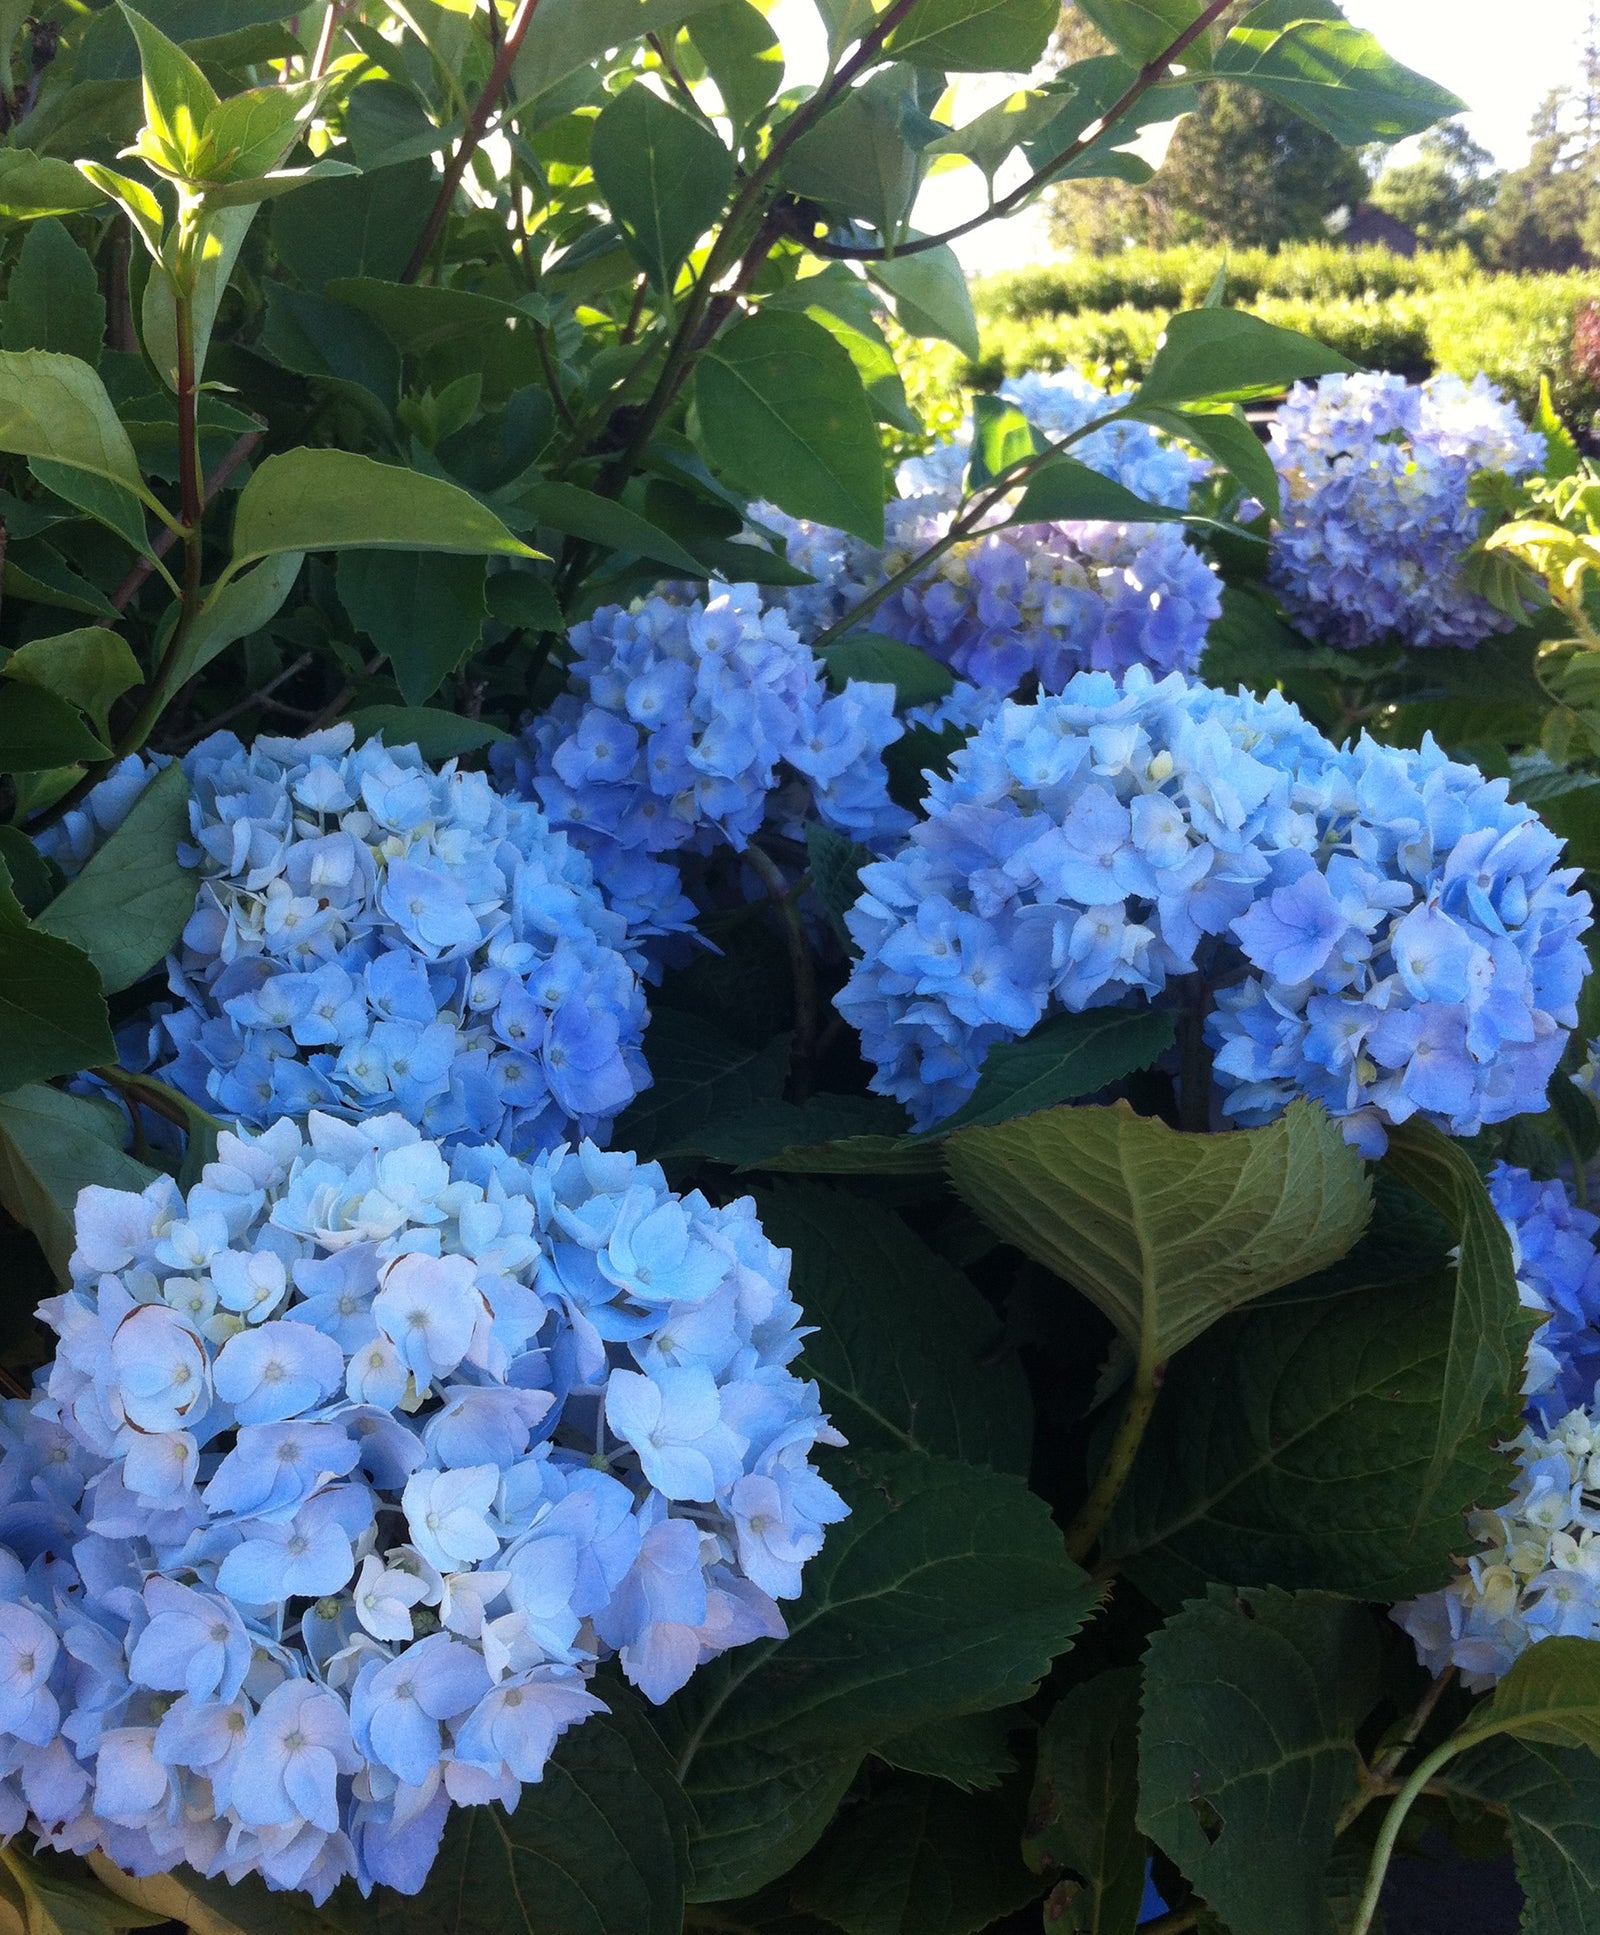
left=838, top=671, right=1591, bottom=1145
left=33, top=754, right=165, bottom=878
left=0, top=1114, right=844, bottom=1897
left=1490, top=1162, right=1600, bottom=1427
left=491, top=585, right=914, bottom=949
left=143, top=726, right=649, bottom=1158
left=1268, top=371, right=1545, bottom=650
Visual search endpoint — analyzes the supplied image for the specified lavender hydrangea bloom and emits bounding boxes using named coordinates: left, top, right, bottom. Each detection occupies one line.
left=0, top=1113, right=844, bottom=1898
left=1268, top=371, right=1545, bottom=650
left=1491, top=1163, right=1600, bottom=1427
left=145, top=725, right=650, bottom=1157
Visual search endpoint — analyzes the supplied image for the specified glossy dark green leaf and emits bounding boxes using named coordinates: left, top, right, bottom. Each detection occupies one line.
left=345, top=707, right=510, bottom=761
left=614, top=1011, right=791, bottom=1158
left=805, top=820, right=873, bottom=952
left=1446, top=1738, right=1600, bottom=1934
left=2, top=627, right=141, bottom=737
left=929, top=1009, right=1177, bottom=1139
left=818, top=634, right=954, bottom=708
left=1, top=218, right=105, bottom=365
left=678, top=1093, right=913, bottom=1169
left=876, top=1711, right=1016, bottom=1793
left=0, top=1083, right=157, bottom=1282
left=696, top=311, right=884, bottom=544
left=1024, top=1670, right=1145, bottom=1935
left=514, top=481, right=706, bottom=576
left=0, top=865, right=114, bottom=1092
left=589, top=84, right=733, bottom=290
left=1009, top=457, right=1183, bottom=529
left=260, top=283, right=401, bottom=407
left=0, top=681, right=111, bottom=769
left=335, top=550, right=488, bottom=706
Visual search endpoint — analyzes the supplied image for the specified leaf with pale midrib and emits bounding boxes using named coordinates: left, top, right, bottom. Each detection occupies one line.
left=1446, top=1736, right=1600, bottom=1935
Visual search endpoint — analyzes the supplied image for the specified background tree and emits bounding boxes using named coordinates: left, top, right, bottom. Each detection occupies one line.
left=1369, top=120, right=1501, bottom=253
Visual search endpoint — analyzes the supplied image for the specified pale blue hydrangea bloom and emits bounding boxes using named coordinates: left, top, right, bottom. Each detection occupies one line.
left=32, top=753, right=166, bottom=877
left=1268, top=371, right=1545, bottom=650
left=145, top=725, right=651, bottom=1157
left=0, top=1112, right=844, bottom=1898
left=1490, top=1163, right=1600, bottom=1427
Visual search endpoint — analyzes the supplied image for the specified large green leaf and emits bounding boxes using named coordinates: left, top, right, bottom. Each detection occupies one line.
left=695, top=310, right=884, bottom=545
left=229, top=449, right=539, bottom=567
left=121, top=3, right=217, bottom=179
left=1382, top=1119, right=1534, bottom=1510
left=590, top=84, right=733, bottom=291
left=2, top=627, right=140, bottom=738
left=0, top=350, right=146, bottom=497
left=789, top=1774, right=1041, bottom=1935
left=928, top=1009, right=1176, bottom=1138
left=818, top=634, right=953, bottom=709
left=511, top=0, right=729, bottom=111
left=883, top=0, right=1058, bottom=71
left=335, top=550, right=487, bottom=705
left=1129, top=401, right=1281, bottom=517
left=1131, top=309, right=1355, bottom=408
left=946, top=1099, right=1371, bottom=1359
left=614, top=1011, right=790, bottom=1159
left=365, top=1688, right=691, bottom=1935
left=1103, top=1268, right=1513, bottom=1605
left=0, top=152, right=107, bottom=219
left=0, top=1084, right=158, bottom=1282
left=1446, top=1738, right=1600, bottom=1935
left=35, top=762, right=194, bottom=994
left=172, top=552, right=305, bottom=686
left=1138, top=1589, right=1383, bottom=1935
left=687, top=1, right=784, bottom=137
left=514, top=482, right=707, bottom=577
left=662, top=1450, right=1098, bottom=1902
left=1, top=218, right=105, bottom=365
left=1010, top=457, right=1183, bottom=528
left=865, top=247, right=980, bottom=361
left=1024, top=1670, right=1146, bottom=1935
left=1076, top=0, right=1208, bottom=64
left=1214, top=7, right=1465, bottom=145
left=0, top=681, right=110, bottom=769
left=752, top=1183, right=1032, bottom=1473
left=261, top=282, right=402, bottom=406
left=345, top=707, right=510, bottom=762
left=0, top=867, right=114, bottom=1093
left=268, top=156, right=433, bottom=292
left=1452, top=1638, right=1600, bottom=1757
left=783, top=67, right=929, bottom=239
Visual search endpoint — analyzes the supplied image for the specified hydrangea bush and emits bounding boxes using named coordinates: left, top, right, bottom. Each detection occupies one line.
left=0, top=7, right=1591, bottom=1935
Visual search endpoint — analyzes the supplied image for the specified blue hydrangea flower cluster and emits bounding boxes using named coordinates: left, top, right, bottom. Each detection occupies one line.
left=491, top=585, right=914, bottom=948
left=145, top=726, right=650, bottom=1158
left=1491, top=1161, right=1600, bottom=1426
left=837, top=670, right=1592, bottom=1147
left=759, top=368, right=1219, bottom=692
left=0, top=1113, right=843, bottom=1897
left=1267, top=371, right=1546, bottom=650
left=33, top=754, right=165, bottom=878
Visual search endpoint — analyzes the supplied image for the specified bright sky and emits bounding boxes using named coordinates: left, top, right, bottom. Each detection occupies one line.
left=763, top=0, right=1595, bottom=273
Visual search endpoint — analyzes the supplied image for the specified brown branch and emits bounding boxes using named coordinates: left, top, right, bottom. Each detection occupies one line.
left=108, top=427, right=262, bottom=614
left=172, top=651, right=316, bottom=749
left=310, top=0, right=352, bottom=79
left=807, top=0, right=1233, bottom=261
left=401, top=0, right=542, bottom=285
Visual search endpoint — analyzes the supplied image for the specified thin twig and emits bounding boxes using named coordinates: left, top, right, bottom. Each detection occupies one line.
left=172, top=651, right=317, bottom=749
left=744, top=844, right=819, bottom=1104
left=401, top=0, right=542, bottom=284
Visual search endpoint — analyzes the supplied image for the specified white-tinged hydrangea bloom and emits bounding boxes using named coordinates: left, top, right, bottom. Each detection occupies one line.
left=0, top=1115, right=845, bottom=1897
left=1268, top=371, right=1545, bottom=651
left=759, top=369, right=1220, bottom=692
left=491, top=585, right=915, bottom=952
left=145, top=727, right=650, bottom=1158
left=837, top=670, right=1591, bottom=1147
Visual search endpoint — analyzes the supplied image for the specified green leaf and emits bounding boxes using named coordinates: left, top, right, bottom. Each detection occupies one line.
left=1076, top=0, right=1207, bottom=64
left=199, top=80, right=316, bottom=183
left=662, top=1449, right=1098, bottom=1901
left=967, top=392, right=1042, bottom=489
left=1009, top=457, right=1184, bottom=529
left=173, top=553, right=305, bottom=686
left=0, top=866, right=115, bottom=1092
left=511, top=0, right=729, bottom=112
left=0, top=152, right=107, bottom=219
left=0, top=682, right=111, bottom=770
left=769, top=271, right=919, bottom=434
left=790, top=1773, right=1041, bottom=1935
left=805, top=820, right=872, bottom=951
left=1024, top=1670, right=1145, bottom=1935
left=260, top=284, right=400, bottom=408
left=1214, top=10, right=1465, bottom=145
left=229, top=449, right=540, bottom=567
left=1139, top=1589, right=1382, bottom=1935
left=3, top=543, right=119, bottom=621
left=924, top=89, right=1063, bottom=187
left=1453, top=1638, right=1600, bottom=1756
left=695, top=310, right=884, bottom=544
left=1130, top=402, right=1280, bottom=518
left=366, top=1686, right=692, bottom=1935
left=946, top=1099, right=1371, bottom=1359
left=335, top=549, right=488, bottom=705
left=590, top=84, right=734, bottom=291
left=783, top=67, right=930, bottom=239
left=28, top=461, right=153, bottom=558
left=485, top=572, right=563, bottom=634
left=0, top=350, right=147, bottom=498
left=884, top=0, right=1058, bottom=72
left=121, top=2, right=217, bottom=178
left=141, top=201, right=258, bottom=388
left=614, top=1011, right=790, bottom=1159
left=687, top=1, right=784, bottom=137
left=1, top=219, right=105, bottom=366
left=876, top=1711, right=1016, bottom=1793
left=1536, top=375, right=1582, bottom=483
left=674, top=1093, right=914, bottom=1168
left=753, top=1182, right=1032, bottom=1471
left=1382, top=1118, right=1533, bottom=1512
left=74, top=164, right=164, bottom=261
left=0, top=1845, right=168, bottom=1935
left=818, top=634, right=953, bottom=709
left=0, top=1084, right=157, bottom=1282
left=1445, top=1738, right=1600, bottom=1935
left=1132, top=308, right=1356, bottom=408
left=2, top=628, right=141, bottom=738
left=345, top=707, right=510, bottom=761
left=1102, top=1268, right=1514, bottom=1605
left=35, top=763, right=193, bottom=994
left=514, top=481, right=707, bottom=577
left=269, top=156, right=433, bottom=293
left=864, top=246, right=980, bottom=361
left=929, top=1010, right=1177, bottom=1139
left=0, top=828, right=53, bottom=917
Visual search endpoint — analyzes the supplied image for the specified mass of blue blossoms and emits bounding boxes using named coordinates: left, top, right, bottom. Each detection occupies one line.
left=837, top=668, right=1591, bottom=1150
left=1267, top=371, right=1545, bottom=651
left=137, top=726, right=651, bottom=1157
left=0, top=1114, right=843, bottom=1897
left=491, top=585, right=913, bottom=952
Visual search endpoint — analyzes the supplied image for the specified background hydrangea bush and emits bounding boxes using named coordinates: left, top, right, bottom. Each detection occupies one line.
left=2, top=6, right=1600, bottom=1935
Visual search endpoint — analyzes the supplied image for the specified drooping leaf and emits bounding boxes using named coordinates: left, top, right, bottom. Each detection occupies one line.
left=0, top=1085, right=157, bottom=1283
left=864, top=246, right=980, bottom=361
left=35, top=763, right=194, bottom=994
left=513, top=482, right=707, bottom=577
left=1131, top=308, right=1356, bottom=409
left=1138, top=1588, right=1384, bottom=1935
left=589, top=84, right=734, bottom=291
left=783, top=66, right=931, bottom=239
left=335, top=550, right=488, bottom=705
left=172, top=552, right=305, bottom=686
left=229, top=449, right=540, bottom=567
left=1, top=219, right=105, bottom=365
left=695, top=310, right=885, bottom=544
left=1009, top=457, right=1184, bottom=528
left=1024, top=1670, right=1146, bottom=1935
left=946, top=1099, right=1371, bottom=1359
left=0, top=866, right=115, bottom=1093
left=613, top=1011, right=790, bottom=1159
left=1103, top=1268, right=1514, bottom=1605
left=928, top=1009, right=1177, bottom=1139
left=0, top=152, right=107, bottom=219
left=1076, top=0, right=1208, bottom=64
left=818, top=634, right=953, bottom=709
left=1129, top=401, right=1281, bottom=517
left=2, top=628, right=141, bottom=738
left=753, top=1183, right=1032, bottom=1472
left=0, top=350, right=147, bottom=497
left=883, top=0, right=1058, bottom=72
left=345, top=708, right=510, bottom=761
left=0, top=682, right=110, bottom=769
left=1452, top=1638, right=1600, bottom=1757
